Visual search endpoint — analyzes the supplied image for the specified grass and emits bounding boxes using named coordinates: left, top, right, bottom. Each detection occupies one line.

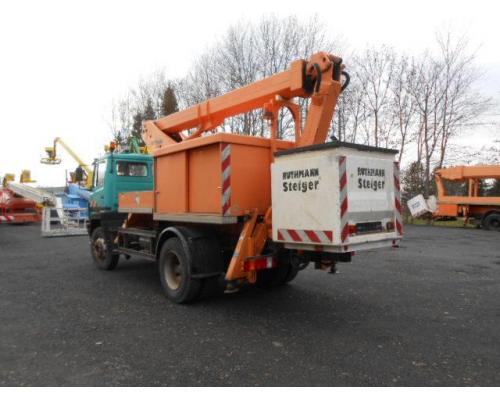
left=405, top=217, right=477, bottom=229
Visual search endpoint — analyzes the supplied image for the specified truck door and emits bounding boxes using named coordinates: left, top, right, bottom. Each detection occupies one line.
left=113, top=160, right=151, bottom=210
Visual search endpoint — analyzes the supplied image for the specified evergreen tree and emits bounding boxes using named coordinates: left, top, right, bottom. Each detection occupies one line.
left=401, top=161, right=427, bottom=205
left=161, top=85, right=179, bottom=117
left=143, top=97, right=156, bottom=121
left=112, top=130, right=125, bottom=146
left=131, top=111, right=143, bottom=140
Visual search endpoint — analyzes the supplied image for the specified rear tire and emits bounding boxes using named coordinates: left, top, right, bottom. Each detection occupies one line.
left=483, top=213, right=500, bottom=231
left=158, top=237, right=201, bottom=303
left=90, top=227, right=119, bottom=270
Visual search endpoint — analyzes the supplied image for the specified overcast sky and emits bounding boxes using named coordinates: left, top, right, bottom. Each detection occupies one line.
left=1, top=0, right=499, bottom=186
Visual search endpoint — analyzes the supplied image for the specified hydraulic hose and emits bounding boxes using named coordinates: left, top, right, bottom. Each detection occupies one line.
left=341, top=71, right=350, bottom=92
left=313, top=63, right=322, bottom=93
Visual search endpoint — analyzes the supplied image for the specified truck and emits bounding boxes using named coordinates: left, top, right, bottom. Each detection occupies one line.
left=1, top=172, right=41, bottom=224
left=87, top=52, right=403, bottom=303
left=434, top=165, right=500, bottom=230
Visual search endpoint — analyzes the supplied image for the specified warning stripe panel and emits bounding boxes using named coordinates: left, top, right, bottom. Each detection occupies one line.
left=277, top=229, right=333, bottom=244
left=221, top=143, right=231, bottom=216
left=339, top=156, right=349, bottom=243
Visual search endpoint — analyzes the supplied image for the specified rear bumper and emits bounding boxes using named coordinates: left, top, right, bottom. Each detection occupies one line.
left=283, top=233, right=402, bottom=253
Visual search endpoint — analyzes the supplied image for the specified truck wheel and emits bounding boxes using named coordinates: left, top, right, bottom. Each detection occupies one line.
left=483, top=213, right=500, bottom=231
left=158, top=237, right=201, bottom=303
left=90, top=227, right=119, bottom=270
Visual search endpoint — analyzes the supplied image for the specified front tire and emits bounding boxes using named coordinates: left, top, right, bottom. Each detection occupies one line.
left=158, top=237, right=201, bottom=303
left=90, top=227, right=119, bottom=270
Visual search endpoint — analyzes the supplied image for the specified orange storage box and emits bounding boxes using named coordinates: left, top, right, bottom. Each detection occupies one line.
left=151, top=133, right=294, bottom=219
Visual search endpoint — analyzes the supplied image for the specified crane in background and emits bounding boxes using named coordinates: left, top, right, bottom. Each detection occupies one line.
left=41, top=137, right=93, bottom=189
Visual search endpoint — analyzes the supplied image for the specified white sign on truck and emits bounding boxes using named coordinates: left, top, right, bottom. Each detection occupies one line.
left=271, top=142, right=402, bottom=253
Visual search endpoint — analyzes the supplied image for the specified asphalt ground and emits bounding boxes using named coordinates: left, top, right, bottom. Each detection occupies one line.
left=0, top=224, right=499, bottom=386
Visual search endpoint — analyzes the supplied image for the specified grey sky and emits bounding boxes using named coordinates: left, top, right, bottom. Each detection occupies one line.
left=0, top=0, right=498, bottom=185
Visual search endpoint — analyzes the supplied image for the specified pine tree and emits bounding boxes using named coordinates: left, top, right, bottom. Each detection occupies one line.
left=401, top=161, right=427, bottom=205
left=143, top=97, right=156, bottom=121
left=161, top=85, right=179, bottom=117
left=113, top=130, right=125, bottom=146
left=131, top=111, right=143, bottom=140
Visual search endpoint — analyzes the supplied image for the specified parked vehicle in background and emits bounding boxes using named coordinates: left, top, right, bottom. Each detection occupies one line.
left=408, top=165, right=500, bottom=231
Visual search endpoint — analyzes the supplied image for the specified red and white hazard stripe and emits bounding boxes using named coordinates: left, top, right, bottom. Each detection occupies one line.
left=0, top=215, right=15, bottom=223
left=393, top=161, right=403, bottom=235
left=339, top=156, right=349, bottom=243
left=221, top=143, right=231, bottom=216
left=277, top=228, right=333, bottom=244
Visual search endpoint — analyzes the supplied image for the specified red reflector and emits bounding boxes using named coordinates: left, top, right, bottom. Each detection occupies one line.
left=243, top=256, right=277, bottom=271
left=348, top=224, right=357, bottom=235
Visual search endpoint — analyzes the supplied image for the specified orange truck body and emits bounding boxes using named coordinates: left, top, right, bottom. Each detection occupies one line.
left=435, top=165, right=500, bottom=227
left=120, top=134, right=294, bottom=219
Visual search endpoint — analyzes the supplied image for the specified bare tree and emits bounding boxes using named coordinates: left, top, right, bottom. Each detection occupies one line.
left=408, top=52, right=444, bottom=196
left=106, top=17, right=493, bottom=181
left=354, top=46, right=397, bottom=147
left=434, top=30, right=492, bottom=168
left=333, top=76, right=366, bottom=142
left=108, top=95, right=134, bottom=144
left=108, top=69, right=171, bottom=142
left=390, top=55, right=417, bottom=162
left=176, top=15, right=344, bottom=138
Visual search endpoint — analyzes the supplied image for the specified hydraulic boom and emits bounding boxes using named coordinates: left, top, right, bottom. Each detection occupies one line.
left=143, top=52, right=348, bottom=153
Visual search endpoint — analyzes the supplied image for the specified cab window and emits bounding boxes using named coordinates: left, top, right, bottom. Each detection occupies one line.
left=116, top=162, right=148, bottom=177
left=95, top=161, right=107, bottom=187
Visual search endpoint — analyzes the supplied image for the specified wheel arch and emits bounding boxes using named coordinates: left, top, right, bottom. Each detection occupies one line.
left=88, top=218, right=101, bottom=236
left=481, top=209, right=500, bottom=221
left=156, top=225, right=224, bottom=277
left=156, top=226, right=191, bottom=261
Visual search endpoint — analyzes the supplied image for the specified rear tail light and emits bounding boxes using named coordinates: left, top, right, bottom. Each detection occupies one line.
left=348, top=224, right=358, bottom=235
left=243, top=256, right=277, bottom=271
left=386, top=221, right=395, bottom=231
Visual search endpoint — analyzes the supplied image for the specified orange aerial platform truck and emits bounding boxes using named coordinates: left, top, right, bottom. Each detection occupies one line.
left=434, top=165, right=500, bottom=230
left=88, top=52, right=403, bottom=303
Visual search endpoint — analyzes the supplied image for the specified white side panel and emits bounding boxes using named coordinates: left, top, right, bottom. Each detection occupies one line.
left=271, top=153, right=340, bottom=244
left=346, top=156, right=395, bottom=223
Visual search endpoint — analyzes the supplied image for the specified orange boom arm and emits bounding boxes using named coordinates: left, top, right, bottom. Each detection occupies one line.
left=143, top=52, right=347, bottom=152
